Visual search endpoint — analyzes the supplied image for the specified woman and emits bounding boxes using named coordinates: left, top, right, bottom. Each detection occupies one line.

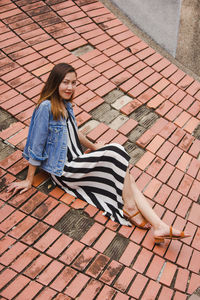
left=8, top=63, right=190, bottom=244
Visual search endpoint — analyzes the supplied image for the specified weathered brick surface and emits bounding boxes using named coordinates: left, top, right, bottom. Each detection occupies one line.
left=0, top=1, right=199, bottom=299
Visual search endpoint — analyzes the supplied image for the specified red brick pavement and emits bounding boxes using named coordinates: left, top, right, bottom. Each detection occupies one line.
left=0, top=0, right=200, bottom=299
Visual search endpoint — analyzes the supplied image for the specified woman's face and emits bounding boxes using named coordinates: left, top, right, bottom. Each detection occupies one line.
left=58, top=71, right=77, bottom=100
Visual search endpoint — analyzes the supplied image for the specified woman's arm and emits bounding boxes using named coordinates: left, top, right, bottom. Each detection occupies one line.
left=7, top=163, right=37, bottom=194
left=78, top=131, right=105, bottom=151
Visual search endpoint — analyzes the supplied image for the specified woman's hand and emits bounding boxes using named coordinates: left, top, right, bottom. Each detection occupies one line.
left=7, top=180, right=32, bottom=195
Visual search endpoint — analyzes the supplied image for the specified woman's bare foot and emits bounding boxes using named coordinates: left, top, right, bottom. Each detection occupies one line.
left=123, top=205, right=151, bottom=229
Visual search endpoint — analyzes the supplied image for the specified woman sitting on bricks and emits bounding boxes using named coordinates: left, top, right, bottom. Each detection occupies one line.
left=8, top=63, right=190, bottom=244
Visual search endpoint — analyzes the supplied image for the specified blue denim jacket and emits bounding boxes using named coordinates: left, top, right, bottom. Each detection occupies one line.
left=23, top=100, right=77, bottom=176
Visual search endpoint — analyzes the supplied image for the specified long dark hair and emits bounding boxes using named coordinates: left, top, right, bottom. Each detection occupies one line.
left=37, top=63, right=77, bottom=120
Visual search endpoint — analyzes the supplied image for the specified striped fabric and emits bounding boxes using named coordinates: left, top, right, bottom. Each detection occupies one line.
left=51, top=114, right=131, bottom=226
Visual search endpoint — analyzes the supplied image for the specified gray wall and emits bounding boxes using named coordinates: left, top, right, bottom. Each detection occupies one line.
left=110, top=0, right=182, bottom=57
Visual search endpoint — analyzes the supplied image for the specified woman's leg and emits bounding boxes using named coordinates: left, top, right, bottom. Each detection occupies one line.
left=122, top=167, right=150, bottom=228
left=123, top=168, right=190, bottom=241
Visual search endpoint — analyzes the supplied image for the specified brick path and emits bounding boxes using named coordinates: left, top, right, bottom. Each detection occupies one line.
left=0, top=0, right=200, bottom=299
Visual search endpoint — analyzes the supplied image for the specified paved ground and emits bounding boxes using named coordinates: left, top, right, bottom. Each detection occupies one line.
left=0, top=0, right=200, bottom=299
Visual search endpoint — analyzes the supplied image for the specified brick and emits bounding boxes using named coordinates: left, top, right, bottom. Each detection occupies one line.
left=156, top=100, right=174, bottom=116
left=96, top=285, right=116, bottom=300
left=72, top=247, right=97, bottom=271
left=81, top=95, right=104, bottom=112
left=32, top=287, right=57, bottom=299
left=133, top=247, right=153, bottom=273
left=0, top=122, right=25, bottom=140
left=187, top=273, right=200, bottom=295
left=87, top=122, right=109, bottom=142
left=128, top=273, right=148, bottom=298
left=34, top=228, right=61, bottom=251
left=169, top=127, right=185, bottom=145
left=0, top=268, right=17, bottom=290
left=100, top=260, right=123, bottom=284
left=0, top=150, right=22, bottom=169
left=114, top=267, right=136, bottom=292
left=159, top=262, right=177, bottom=286
left=11, top=248, right=39, bottom=272
left=165, top=190, right=182, bottom=212
left=60, top=193, right=75, bottom=205
left=15, top=281, right=43, bottom=300
left=0, top=241, right=27, bottom=266
left=189, top=250, right=200, bottom=273
left=146, top=255, right=165, bottom=280
left=0, top=204, right=15, bottom=223
left=175, top=196, right=192, bottom=218
left=120, top=76, right=139, bottom=92
left=120, top=99, right=142, bottom=115
left=136, top=129, right=156, bottom=148
left=118, top=119, right=138, bottom=135
left=8, top=187, right=36, bottom=208
left=96, top=128, right=118, bottom=143
left=10, top=216, right=37, bottom=239
left=49, top=186, right=65, bottom=199
left=119, top=241, right=140, bottom=266
left=46, top=234, right=72, bottom=258
left=93, top=229, right=116, bottom=252
left=0, top=235, right=15, bottom=255
left=188, top=202, right=200, bottom=226
left=59, top=240, right=85, bottom=265
left=1, top=274, right=30, bottom=299
left=159, top=122, right=177, bottom=139
left=154, top=184, right=172, bottom=206
left=146, top=157, right=165, bottom=177
left=0, top=210, right=25, bottom=233
left=169, top=69, right=185, bottom=84
left=8, top=158, right=29, bottom=175
left=164, top=240, right=182, bottom=263
left=174, top=111, right=192, bottom=128
left=95, top=81, right=116, bottom=97
left=135, top=151, right=155, bottom=170
left=161, top=63, right=178, bottom=78
left=165, top=105, right=183, bottom=122
left=113, top=292, right=129, bottom=300
left=157, top=286, right=174, bottom=300
left=146, top=135, right=165, bottom=153
left=178, top=174, right=193, bottom=196
left=173, top=291, right=187, bottom=300
left=156, top=141, right=174, bottom=160
left=188, top=100, right=200, bottom=116
left=64, top=273, right=90, bottom=298
left=136, top=172, right=152, bottom=191
left=84, top=204, right=99, bottom=217
left=86, top=253, right=110, bottom=278
left=50, top=266, right=77, bottom=292
left=166, top=146, right=183, bottom=165
left=21, top=191, right=47, bottom=214
left=37, top=260, right=64, bottom=285
left=143, top=178, right=162, bottom=199
left=188, top=179, right=200, bottom=201
left=24, top=254, right=52, bottom=279
left=44, top=202, right=70, bottom=225
left=157, top=162, right=175, bottom=183
left=176, top=244, right=193, bottom=269
left=184, top=117, right=200, bottom=134
left=141, top=280, right=161, bottom=300
left=147, top=94, right=165, bottom=109
left=81, top=222, right=105, bottom=246
left=161, top=83, right=178, bottom=99
left=170, top=89, right=187, bottom=106
left=78, top=278, right=103, bottom=300
left=21, top=222, right=49, bottom=245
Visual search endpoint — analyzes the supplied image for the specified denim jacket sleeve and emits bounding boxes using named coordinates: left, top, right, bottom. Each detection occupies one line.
left=26, top=102, right=50, bottom=166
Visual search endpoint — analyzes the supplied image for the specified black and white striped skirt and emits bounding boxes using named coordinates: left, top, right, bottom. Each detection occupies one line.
left=51, top=116, right=131, bottom=226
